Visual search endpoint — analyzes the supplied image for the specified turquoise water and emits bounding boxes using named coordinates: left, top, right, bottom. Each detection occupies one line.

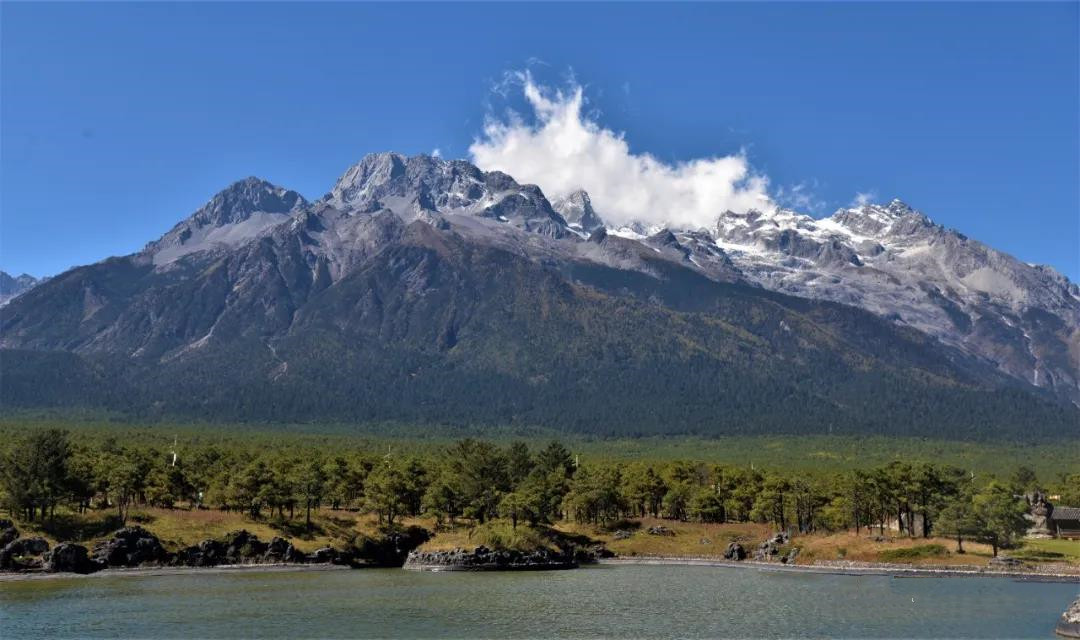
left=1, top=565, right=1076, bottom=638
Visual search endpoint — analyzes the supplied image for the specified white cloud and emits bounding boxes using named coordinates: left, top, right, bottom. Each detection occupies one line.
left=468, top=71, right=773, bottom=230
left=851, top=190, right=877, bottom=207
left=431, top=148, right=442, bottom=158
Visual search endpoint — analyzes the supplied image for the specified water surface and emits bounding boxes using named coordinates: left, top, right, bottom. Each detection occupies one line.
left=2, top=564, right=1076, bottom=638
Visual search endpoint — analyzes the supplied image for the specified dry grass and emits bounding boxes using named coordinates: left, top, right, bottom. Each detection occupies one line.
left=415, top=525, right=478, bottom=552
left=9, top=507, right=399, bottom=553
left=556, top=518, right=772, bottom=559
left=417, top=520, right=556, bottom=553
left=14, top=509, right=1078, bottom=570
left=794, top=531, right=995, bottom=566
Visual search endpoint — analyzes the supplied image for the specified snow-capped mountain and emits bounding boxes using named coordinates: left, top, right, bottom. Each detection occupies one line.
left=658, top=199, right=1079, bottom=401
left=552, top=190, right=605, bottom=234
left=0, top=272, right=41, bottom=306
left=1, top=152, right=1076, bottom=436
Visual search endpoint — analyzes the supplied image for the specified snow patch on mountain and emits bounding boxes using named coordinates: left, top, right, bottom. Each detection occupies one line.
left=0, top=272, right=41, bottom=306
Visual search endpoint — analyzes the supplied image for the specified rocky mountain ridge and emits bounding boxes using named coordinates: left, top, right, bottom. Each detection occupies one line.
left=1, top=152, right=1076, bottom=437
left=0, top=272, right=40, bottom=307
left=593, top=195, right=1077, bottom=403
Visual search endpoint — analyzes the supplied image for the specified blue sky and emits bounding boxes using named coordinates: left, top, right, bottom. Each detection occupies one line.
left=2, top=2, right=1077, bottom=279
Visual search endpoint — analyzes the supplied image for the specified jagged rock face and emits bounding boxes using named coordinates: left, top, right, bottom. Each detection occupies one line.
left=325, top=152, right=570, bottom=239
left=92, top=526, right=170, bottom=567
left=144, top=177, right=308, bottom=265
left=698, top=199, right=1080, bottom=402
left=552, top=189, right=605, bottom=233
left=0, top=272, right=40, bottom=306
left=1, top=152, right=1078, bottom=437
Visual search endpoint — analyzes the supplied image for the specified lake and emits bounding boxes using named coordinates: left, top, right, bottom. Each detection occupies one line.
left=1, top=564, right=1076, bottom=638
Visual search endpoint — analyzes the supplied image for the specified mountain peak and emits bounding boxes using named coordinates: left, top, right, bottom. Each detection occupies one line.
left=320, top=152, right=570, bottom=238
left=0, top=271, right=41, bottom=306
left=327, top=152, right=409, bottom=208
left=191, top=177, right=307, bottom=227
left=886, top=198, right=913, bottom=213
left=551, top=189, right=605, bottom=233
left=146, top=177, right=307, bottom=265
left=825, top=198, right=934, bottom=238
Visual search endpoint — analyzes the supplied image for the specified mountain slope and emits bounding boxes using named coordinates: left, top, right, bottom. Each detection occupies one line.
left=1, top=153, right=1076, bottom=439
left=0, top=272, right=40, bottom=306
left=700, top=200, right=1080, bottom=402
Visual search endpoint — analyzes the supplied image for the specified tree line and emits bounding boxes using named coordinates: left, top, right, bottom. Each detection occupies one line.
left=3, top=430, right=1076, bottom=556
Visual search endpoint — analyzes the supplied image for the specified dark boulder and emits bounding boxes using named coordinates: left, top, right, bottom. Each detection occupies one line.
left=43, top=543, right=99, bottom=574
left=646, top=526, right=674, bottom=536
left=753, top=541, right=779, bottom=561
left=178, top=531, right=306, bottom=567
left=781, top=547, right=800, bottom=564
left=263, top=537, right=306, bottom=564
left=0, top=536, right=50, bottom=570
left=723, top=542, right=747, bottom=561
left=308, top=547, right=336, bottom=564
left=177, top=539, right=226, bottom=567
left=354, top=526, right=431, bottom=566
left=221, top=530, right=268, bottom=563
left=576, top=545, right=614, bottom=562
left=0, top=526, right=18, bottom=548
left=92, top=527, right=170, bottom=567
left=752, top=532, right=791, bottom=561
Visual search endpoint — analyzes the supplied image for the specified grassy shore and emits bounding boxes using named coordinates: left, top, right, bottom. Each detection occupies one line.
left=10, top=506, right=1080, bottom=572
left=7, top=506, right=1080, bottom=581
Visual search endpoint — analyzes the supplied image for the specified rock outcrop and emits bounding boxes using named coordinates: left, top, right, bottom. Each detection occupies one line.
left=1058, top=598, right=1080, bottom=639
left=0, top=524, right=434, bottom=574
left=723, top=542, right=747, bottom=561
left=354, top=526, right=431, bottom=566
left=753, top=532, right=790, bottom=561
left=93, top=526, right=170, bottom=567
left=264, top=536, right=306, bottom=564
left=0, top=520, right=20, bottom=548
left=403, top=546, right=578, bottom=571
left=177, top=529, right=273, bottom=567
left=0, top=536, right=49, bottom=570
left=43, top=543, right=98, bottom=574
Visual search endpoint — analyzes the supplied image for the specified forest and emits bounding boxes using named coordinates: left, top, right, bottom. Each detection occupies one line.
left=4, top=426, right=1076, bottom=560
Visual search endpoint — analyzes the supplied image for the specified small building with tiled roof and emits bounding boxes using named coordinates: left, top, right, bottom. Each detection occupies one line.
left=1050, top=506, right=1080, bottom=539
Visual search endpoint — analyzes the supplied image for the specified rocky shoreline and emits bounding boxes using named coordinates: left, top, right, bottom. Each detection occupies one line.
left=403, top=546, right=579, bottom=571
left=0, top=519, right=430, bottom=576
left=600, top=556, right=1080, bottom=581
left=0, top=561, right=353, bottom=582
left=4, top=515, right=1078, bottom=586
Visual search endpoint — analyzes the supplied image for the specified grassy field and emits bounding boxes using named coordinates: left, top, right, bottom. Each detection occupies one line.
left=1009, top=537, right=1080, bottom=564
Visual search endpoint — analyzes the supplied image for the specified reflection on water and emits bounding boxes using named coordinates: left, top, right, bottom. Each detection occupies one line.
left=1, top=564, right=1076, bottom=639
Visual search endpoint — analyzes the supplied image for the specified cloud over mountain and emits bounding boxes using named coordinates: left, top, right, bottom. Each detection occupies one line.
left=469, top=72, right=773, bottom=230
